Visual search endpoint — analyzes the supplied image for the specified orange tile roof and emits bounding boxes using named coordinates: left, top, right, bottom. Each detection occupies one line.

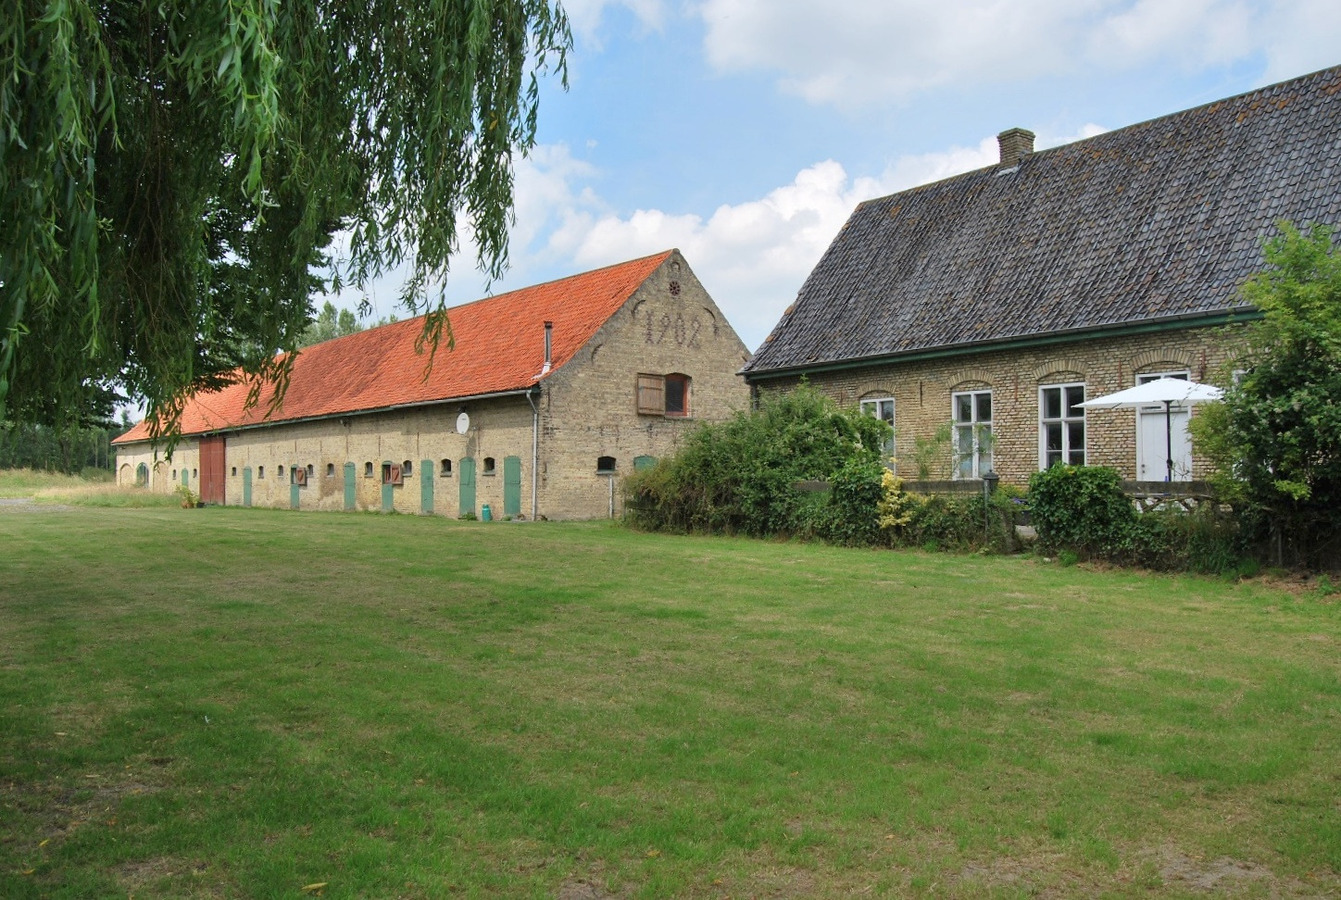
left=115, top=252, right=672, bottom=443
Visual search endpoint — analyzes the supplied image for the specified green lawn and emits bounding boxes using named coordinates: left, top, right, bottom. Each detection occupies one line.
left=1, top=500, right=1338, bottom=897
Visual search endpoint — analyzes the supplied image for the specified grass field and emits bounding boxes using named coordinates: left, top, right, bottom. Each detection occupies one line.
left=0, top=468, right=178, bottom=508
left=1, top=493, right=1339, bottom=897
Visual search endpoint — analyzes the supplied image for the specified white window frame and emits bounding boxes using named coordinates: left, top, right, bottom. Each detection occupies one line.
left=952, top=390, right=993, bottom=479
left=1039, top=383, right=1086, bottom=469
left=860, top=396, right=896, bottom=465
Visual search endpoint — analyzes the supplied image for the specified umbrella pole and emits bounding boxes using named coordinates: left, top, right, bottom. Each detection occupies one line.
left=1164, top=400, right=1173, bottom=483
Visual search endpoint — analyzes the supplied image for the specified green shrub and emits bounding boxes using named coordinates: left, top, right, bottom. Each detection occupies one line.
left=1026, top=464, right=1256, bottom=574
left=803, top=455, right=885, bottom=546
left=1027, top=465, right=1135, bottom=558
left=1127, top=505, right=1245, bottom=575
left=879, top=482, right=1018, bottom=554
left=622, top=383, right=887, bottom=540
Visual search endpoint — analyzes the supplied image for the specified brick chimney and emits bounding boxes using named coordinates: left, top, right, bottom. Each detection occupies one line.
left=997, top=128, right=1035, bottom=166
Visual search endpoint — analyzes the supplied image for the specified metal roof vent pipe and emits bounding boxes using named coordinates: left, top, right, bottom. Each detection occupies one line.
left=541, top=321, right=552, bottom=375
left=997, top=127, right=1035, bottom=167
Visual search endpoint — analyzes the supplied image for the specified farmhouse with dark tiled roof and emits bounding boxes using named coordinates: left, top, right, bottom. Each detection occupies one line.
left=113, top=251, right=751, bottom=519
left=742, top=65, right=1341, bottom=485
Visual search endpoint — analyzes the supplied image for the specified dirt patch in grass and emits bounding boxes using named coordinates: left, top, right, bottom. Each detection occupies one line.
left=1, top=765, right=170, bottom=855
left=1137, top=843, right=1318, bottom=895
left=114, top=856, right=227, bottom=897
left=0, top=498, right=72, bottom=513
left=555, top=876, right=631, bottom=900
left=950, top=842, right=1330, bottom=897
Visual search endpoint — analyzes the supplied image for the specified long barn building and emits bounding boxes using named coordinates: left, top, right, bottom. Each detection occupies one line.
left=113, top=251, right=751, bottom=520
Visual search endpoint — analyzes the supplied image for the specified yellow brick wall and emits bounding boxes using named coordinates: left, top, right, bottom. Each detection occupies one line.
left=537, top=251, right=752, bottom=518
left=753, top=324, right=1246, bottom=486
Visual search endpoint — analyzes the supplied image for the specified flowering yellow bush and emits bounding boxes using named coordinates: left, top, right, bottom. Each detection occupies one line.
left=877, top=469, right=917, bottom=532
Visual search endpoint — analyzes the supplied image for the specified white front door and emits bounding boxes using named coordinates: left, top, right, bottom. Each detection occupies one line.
left=1137, top=405, right=1191, bottom=481
left=1136, top=371, right=1192, bottom=481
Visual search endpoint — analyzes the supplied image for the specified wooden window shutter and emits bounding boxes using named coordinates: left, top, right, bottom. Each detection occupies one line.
left=636, top=373, right=664, bottom=415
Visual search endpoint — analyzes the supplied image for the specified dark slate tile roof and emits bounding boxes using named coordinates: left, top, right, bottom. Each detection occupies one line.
left=744, top=66, right=1341, bottom=376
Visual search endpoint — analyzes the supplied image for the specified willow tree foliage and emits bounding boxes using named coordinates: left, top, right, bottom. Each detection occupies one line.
left=1, top=0, right=569, bottom=436
left=1194, top=222, right=1341, bottom=566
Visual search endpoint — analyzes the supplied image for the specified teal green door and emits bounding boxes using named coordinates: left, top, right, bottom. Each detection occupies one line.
left=242, top=467, right=252, bottom=507
left=420, top=459, right=434, bottom=514
left=458, top=457, right=476, bottom=517
left=181, top=468, right=189, bottom=487
left=381, top=461, right=394, bottom=512
left=290, top=480, right=300, bottom=510
left=503, top=456, right=521, bottom=517
left=343, top=462, right=356, bottom=511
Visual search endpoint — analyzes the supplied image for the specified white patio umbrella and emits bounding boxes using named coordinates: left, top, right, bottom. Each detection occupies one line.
left=1079, top=378, right=1224, bottom=482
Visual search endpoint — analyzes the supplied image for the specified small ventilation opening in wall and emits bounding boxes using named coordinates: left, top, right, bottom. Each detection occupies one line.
left=596, top=456, right=617, bottom=474
left=483, top=457, right=496, bottom=475
left=364, top=461, right=374, bottom=478
left=402, top=460, right=413, bottom=477
left=440, top=459, right=452, bottom=476
left=326, top=463, right=335, bottom=477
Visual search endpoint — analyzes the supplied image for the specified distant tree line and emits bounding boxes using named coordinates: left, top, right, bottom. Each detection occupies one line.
left=0, top=421, right=123, bottom=474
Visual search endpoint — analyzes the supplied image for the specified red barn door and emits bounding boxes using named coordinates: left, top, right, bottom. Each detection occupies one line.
left=199, top=435, right=226, bottom=505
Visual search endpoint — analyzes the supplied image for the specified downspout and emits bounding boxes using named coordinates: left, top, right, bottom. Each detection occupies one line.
left=527, top=387, right=540, bottom=520
left=527, top=322, right=551, bottom=521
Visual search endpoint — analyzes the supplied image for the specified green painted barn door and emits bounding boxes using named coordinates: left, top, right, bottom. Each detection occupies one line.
left=181, top=467, right=189, bottom=487
left=242, top=467, right=252, bottom=507
left=343, top=462, right=356, bottom=510
left=503, top=456, right=521, bottom=517
left=420, top=459, right=434, bottom=514
left=458, top=457, right=476, bottom=517
left=290, top=480, right=301, bottom=510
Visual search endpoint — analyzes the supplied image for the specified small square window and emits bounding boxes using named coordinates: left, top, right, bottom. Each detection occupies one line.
left=440, top=459, right=452, bottom=476
left=482, top=457, right=496, bottom=475
left=596, top=455, right=617, bottom=474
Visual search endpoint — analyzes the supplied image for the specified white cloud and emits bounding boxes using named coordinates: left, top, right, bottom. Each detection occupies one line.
left=695, top=0, right=1341, bottom=107
left=561, top=0, right=667, bottom=40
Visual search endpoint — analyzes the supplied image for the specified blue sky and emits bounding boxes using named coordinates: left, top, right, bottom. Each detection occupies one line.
left=341, top=0, right=1341, bottom=352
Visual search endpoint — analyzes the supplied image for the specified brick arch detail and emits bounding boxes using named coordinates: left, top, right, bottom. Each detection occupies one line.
left=946, top=368, right=995, bottom=391
left=1030, top=358, right=1088, bottom=384
left=855, top=381, right=899, bottom=401
left=1131, top=348, right=1194, bottom=373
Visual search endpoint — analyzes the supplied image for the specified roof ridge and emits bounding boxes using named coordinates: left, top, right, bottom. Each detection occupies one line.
left=854, top=64, right=1341, bottom=207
